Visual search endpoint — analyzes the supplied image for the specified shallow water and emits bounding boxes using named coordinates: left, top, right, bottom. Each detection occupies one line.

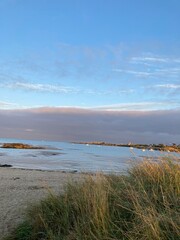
left=0, top=138, right=179, bottom=173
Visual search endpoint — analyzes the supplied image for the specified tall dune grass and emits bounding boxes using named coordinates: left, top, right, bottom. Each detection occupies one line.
left=5, top=157, right=180, bottom=240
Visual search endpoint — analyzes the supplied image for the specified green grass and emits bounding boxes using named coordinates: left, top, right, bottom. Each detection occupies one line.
left=5, top=157, right=180, bottom=240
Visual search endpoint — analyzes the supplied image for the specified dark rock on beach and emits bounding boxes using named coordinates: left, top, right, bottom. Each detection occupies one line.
left=0, top=164, right=12, bottom=167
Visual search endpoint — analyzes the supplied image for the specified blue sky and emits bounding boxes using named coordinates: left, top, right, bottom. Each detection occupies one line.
left=0, top=0, right=179, bottom=111
left=0, top=1, right=180, bottom=143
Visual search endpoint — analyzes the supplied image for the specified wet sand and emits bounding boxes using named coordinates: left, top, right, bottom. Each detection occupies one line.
left=0, top=168, right=85, bottom=239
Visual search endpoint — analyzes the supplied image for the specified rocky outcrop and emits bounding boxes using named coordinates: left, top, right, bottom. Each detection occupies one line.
left=1, top=143, right=45, bottom=149
left=0, top=164, right=12, bottom=167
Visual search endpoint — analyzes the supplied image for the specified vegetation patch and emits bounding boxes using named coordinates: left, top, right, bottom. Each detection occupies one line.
left=5, top=158, right=180, bottom=240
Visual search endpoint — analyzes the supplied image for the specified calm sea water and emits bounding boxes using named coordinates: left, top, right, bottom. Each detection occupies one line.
left=0, top=138, right=179, bottom=173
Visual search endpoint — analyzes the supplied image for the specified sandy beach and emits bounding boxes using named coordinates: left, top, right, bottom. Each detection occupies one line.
left=0, top=168, right=85, bottom=239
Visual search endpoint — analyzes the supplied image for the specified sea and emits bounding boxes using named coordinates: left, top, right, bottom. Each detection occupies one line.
left=0, top=138, right=179, bottom=173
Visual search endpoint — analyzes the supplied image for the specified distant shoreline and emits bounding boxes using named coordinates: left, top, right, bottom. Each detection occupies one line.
left=74, top=142, right=180, bottom=153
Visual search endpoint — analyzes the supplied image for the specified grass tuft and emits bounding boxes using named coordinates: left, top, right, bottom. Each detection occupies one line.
left=5, top=158, right=180, bottom=240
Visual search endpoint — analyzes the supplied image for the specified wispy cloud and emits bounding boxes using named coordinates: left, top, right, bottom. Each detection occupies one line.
left=85, top=89, right=135, bottom=95
left=0, top=101, right=18, bottom=109
left=1, top=47, right=180, bottom=84
left=112, top=67, right=180, bottom=79
left=2, top=82, right=80, bottom=94
left=131, top=56, right=169, bottom=63
left=131, top=55, right=180, bottom=64
left=145, top=84, right=180, bottom=94
left=1, top=81, right=135, bottom=96
left=1, top=47, right=180, bottom=112
left=122, top=53, right=180, bottom=80
left=93, top=101, right=180, bottom=111
left=154, top=84, right=180, bottom=89
left=112, top=69, right=153, bottom=77
left=1, top=100, right=179, bottom=111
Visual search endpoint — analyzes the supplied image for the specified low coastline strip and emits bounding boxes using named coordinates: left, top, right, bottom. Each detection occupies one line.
left=75, top=141, right=180, bottom=153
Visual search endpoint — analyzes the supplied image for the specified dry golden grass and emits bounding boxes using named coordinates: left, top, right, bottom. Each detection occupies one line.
left=5, top=157, right=180, bottom=240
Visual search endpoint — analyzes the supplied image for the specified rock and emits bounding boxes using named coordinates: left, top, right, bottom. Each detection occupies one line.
left=1, top=143, right=45, bottom=149
left=0, top=164, right=12, bottom=167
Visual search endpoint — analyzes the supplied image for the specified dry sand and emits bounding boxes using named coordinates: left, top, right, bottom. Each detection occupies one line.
left=0, top=168, right=85, bottom=239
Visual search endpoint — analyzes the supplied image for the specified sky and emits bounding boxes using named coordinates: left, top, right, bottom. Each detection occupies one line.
left=0, top=0, right=180, bottom=143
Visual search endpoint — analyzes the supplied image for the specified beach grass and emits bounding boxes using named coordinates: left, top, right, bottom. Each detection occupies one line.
left=5, top=157, right=180, bottom=240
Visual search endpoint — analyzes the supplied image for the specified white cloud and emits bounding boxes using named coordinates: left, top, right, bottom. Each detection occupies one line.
left=112, top=66, right=180, bottom=79
left=155, top=68, right=180, bottom=74
left=131, top=55, right=180, bottom=64
left=0, top=101, right=18, bottom=109
left=3, top=82, right=80, bottom=94
left=128, top=54, right=180, bottom=80
left=112, top=69, right=152, bottom=77
left=2, top=81, right=135, bottom=96
left=154, top=84, right=180, bottom=89
left=131, top=56, right=169, bottom=63
left=144, top=84, right=180, bottom=98
left=93, top=101, right=180, bottom=111
left=85, top=88, right=135, bottom=95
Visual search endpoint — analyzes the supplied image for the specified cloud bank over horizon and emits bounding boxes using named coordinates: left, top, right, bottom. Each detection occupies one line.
left=0, top=107, right=179, bottom=144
